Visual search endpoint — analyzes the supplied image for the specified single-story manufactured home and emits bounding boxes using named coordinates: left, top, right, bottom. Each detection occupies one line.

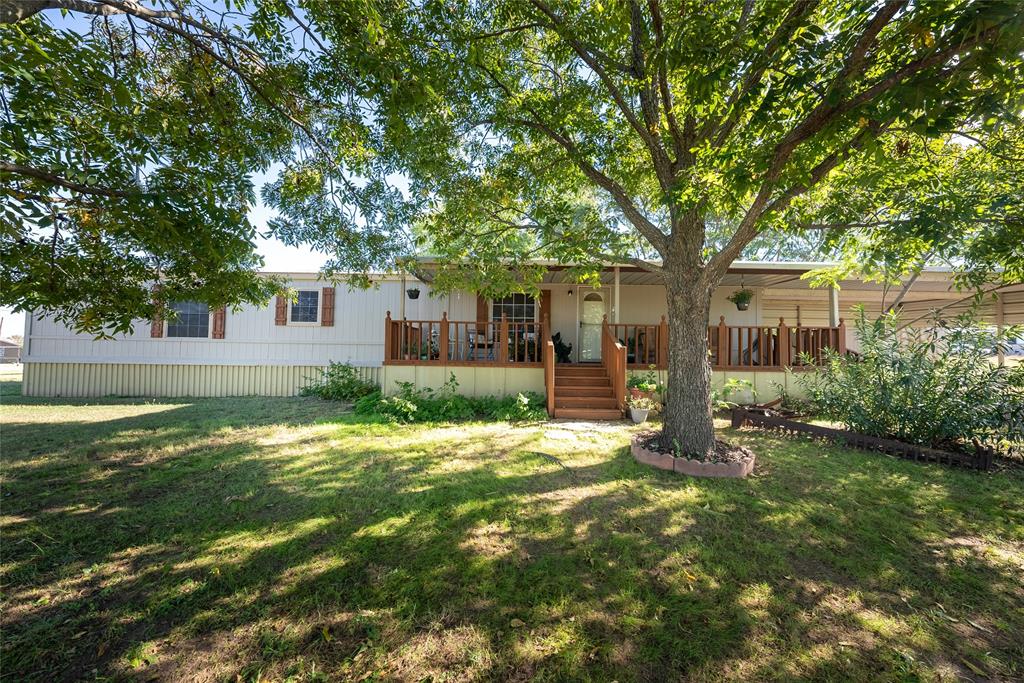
left=21, top=261, right=1023, bottom=418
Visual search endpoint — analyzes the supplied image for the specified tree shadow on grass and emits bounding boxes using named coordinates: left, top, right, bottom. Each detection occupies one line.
left=2, top=399, right=1023, bottom=681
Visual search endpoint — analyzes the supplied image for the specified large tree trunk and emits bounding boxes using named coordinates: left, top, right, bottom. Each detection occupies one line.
left=661, top=273, right=715, bottom=457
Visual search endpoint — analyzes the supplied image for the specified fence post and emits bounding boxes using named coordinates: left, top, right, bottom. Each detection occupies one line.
left=837, top=318, right=847, bottom=354
left=439, top=311, right=449, bottom=363
left=777, top=317, right=790, bottom=367
left=384, top=311, right=392, bottom=364
left=717, top=316, right=728, bottom=367
left=498, top=313, right=509, bottom=364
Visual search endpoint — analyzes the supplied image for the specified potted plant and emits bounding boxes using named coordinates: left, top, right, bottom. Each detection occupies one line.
left=627, top=395, right=658, bottom=424
left=406, top=287, right=421, bottom=299
left=727, top=288, right=754, bottom=311
left=419, top=341, right=431, bottom=360
left=627, top=366, right=660, bottom=400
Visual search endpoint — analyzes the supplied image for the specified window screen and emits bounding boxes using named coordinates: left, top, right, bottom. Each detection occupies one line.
left=166, top=302, right=209, bottom=338
left=291, top=290, right=320, bottom=323
left=491, top=293, right=536, bottom=323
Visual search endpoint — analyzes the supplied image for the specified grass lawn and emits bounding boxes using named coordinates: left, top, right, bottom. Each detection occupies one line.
left=2, top=371, right=1023, bottom=682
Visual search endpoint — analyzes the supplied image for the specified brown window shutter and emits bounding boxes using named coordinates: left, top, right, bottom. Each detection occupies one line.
left=212, top=306, right=226, bottom=339
left=476, top=294, right=488, bottom=333
left=321, top=287, right=335, bottom=326
left=275, top=295, right=288, bottom=325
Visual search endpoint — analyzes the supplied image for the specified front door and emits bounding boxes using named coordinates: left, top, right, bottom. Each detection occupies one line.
left=579, top=292, right=605, bottom=361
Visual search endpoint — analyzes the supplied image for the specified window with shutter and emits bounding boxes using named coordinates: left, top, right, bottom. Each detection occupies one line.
left=289, top=290, right=320, bottom=324
left=166, top=302, right=210, bottom=338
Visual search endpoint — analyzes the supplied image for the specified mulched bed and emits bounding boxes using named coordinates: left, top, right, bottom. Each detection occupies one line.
left=731, top=407, right=996, bottom=470
left=638, top=432, right=754, bottom=464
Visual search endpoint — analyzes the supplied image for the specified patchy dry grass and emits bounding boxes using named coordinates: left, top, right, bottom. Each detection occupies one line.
left=2, top=372, right=1023, bottom=681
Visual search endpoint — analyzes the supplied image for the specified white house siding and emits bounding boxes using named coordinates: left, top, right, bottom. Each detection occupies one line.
left=21, top=276, right=476, bottom=397
left=22, top=272, right=1022, bottom=398
left=24, top=277, right=475, bottom=368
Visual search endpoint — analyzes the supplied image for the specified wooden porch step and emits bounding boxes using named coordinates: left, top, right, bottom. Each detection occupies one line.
left=555, top=396, right=618, bottom=409
left=554, top=386, right=614, bottom=398
left=553, top=407, right=624, bottom=420
left=556, top=376, right=611, bottom=387
left=555, top=365, right=607, bottom=377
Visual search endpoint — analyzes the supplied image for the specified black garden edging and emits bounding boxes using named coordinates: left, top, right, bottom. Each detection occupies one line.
left=730, top=408, right=995, bottom=471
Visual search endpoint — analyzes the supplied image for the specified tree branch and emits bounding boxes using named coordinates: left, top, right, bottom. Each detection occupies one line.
left=1, top=161, right=149, bottom=197
left=647, top=0, right=684, bottom=164
left=705, top=123, right=882, bottom=281
left=529, top=0, right=674, bottom=190
left=707, top=0, right=821, bottom=146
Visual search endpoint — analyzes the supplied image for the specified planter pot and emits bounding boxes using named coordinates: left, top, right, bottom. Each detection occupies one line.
left=735, top=301, right=750, bottom=311
left=406, top=288, right=421, bottom=299
left=403, top=353, right=413, bottom=360
left=420, top=354, right=428, bottom=360
left=629, top=407, right=650, bottom=424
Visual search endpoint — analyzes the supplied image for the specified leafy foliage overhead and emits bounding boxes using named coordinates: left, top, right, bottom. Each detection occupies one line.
left=0, top=0, right=407, bottom=334
left=285, top=0, right=1024, bottom=298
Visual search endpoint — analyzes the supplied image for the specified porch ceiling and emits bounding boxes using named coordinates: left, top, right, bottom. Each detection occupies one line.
left=541, top=266, right=975, bottom=293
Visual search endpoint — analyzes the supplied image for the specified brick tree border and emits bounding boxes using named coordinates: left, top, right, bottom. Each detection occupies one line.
left=631, top=435, right=756, bottom=478
left=730, top=408, right=995, bottom=471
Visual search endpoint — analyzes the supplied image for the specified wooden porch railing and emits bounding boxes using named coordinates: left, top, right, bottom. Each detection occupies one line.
left=600, top=315, right=627, bottom=411
left=384, top=312, right=545, bottom=365
left=384, top=312, right=846, bottom=371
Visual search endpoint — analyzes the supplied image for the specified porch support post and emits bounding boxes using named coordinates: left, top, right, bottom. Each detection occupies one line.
left=400, top=274, right=407, bottom=321
left=613, top=266, right=620, bottom=324
left=498, top=313, right=509, bottom=364
left=439, top=311, right=449, bottom=363
left=777, top=317, right=790, bottom=367
left=658, top=315, right=668, bottom=369
left=828, top=285, right=840, bottom=328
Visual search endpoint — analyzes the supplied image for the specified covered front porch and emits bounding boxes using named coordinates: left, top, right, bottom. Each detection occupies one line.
left=382, top=262, right=855, bottom=417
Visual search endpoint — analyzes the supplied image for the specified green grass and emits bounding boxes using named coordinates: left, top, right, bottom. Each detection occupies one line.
left=2, top=369, right=1023, bottom=682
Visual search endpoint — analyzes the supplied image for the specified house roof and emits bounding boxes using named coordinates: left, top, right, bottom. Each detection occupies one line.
left=259, top=260, right=1003, bottom=295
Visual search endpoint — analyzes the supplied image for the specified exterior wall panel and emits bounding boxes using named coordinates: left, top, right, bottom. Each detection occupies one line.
left=23, top=363, right=381, bottom=398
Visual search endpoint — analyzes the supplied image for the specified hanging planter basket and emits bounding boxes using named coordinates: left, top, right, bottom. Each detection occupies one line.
left=727, top=288, right=753, bottom=312
left=406, top=288, right=421, bottom=300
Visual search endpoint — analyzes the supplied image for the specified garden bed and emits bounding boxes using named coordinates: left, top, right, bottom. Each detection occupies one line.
left=730, top=407, right=995, bottom=470
left=631, top=432, right=756, bottom=478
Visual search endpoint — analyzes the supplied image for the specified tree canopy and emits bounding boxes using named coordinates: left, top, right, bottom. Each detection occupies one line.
left=2, top=0, right=1022, bottom=453
left=0, top=0, right=404, bottom=334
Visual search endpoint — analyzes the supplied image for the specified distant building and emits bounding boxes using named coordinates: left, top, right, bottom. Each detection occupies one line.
left=0, top=339, right=21, bottom=364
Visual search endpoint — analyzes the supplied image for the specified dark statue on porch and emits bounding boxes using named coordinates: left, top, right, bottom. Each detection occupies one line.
left=551, top=332, right=573, bottom=364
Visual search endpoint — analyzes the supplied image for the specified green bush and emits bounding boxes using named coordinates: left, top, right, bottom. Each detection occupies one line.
left=354, top=373, right=547, bottom=424
left=301, top=362, right=378, bottom=401
left=794, top=309, right=1024, bottom=449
